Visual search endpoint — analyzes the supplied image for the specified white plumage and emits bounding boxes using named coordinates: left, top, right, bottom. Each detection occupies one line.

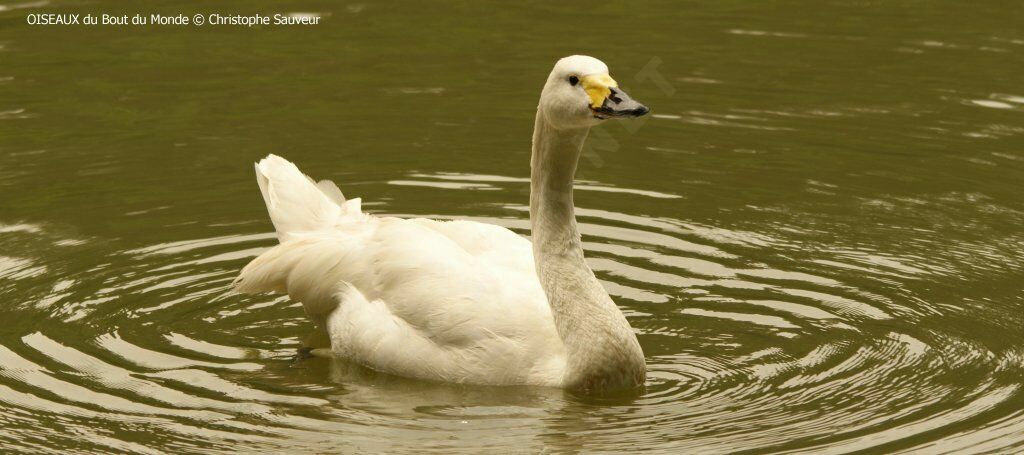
left=236, top=156, right=565, bottom=385
left=235, top=56, right=648, bottom=390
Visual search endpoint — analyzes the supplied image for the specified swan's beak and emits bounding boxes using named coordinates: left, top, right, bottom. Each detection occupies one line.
left=582, top=74, right=649, bottom=119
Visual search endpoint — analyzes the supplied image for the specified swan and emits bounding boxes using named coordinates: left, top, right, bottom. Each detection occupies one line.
left=234, top=55, right=651, bottom=391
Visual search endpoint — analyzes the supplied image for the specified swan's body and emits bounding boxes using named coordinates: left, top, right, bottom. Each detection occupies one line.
left=235, top=56, right=650, bottom=390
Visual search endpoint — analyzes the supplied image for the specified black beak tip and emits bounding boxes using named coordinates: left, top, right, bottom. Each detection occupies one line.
left=634, top=105, right=650, bottom=117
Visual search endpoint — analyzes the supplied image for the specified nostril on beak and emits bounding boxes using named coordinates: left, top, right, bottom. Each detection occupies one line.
left=634, top=105, right=650, bottom=116
left=608, top=89, right=624, bottom=104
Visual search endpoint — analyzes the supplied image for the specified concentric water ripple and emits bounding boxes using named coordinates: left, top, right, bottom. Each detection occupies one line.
left=1, top=169, right=1021, bottom=453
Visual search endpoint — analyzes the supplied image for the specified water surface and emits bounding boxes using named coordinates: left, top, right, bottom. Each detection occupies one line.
left=1, top=1, right=1023, bottom=453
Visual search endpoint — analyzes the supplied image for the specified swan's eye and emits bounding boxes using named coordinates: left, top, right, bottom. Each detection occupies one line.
left=568, top=76, right=579, bottom=86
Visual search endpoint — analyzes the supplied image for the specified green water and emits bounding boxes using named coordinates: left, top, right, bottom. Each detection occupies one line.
left=2, top=1, right=1023, bottom=453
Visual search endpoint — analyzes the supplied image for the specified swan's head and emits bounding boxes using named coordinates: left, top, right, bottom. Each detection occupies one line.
left=539, top=55, right=649, bottom=129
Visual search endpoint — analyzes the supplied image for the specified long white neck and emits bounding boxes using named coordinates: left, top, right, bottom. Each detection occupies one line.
left=530, top=111, right=646, bottom=390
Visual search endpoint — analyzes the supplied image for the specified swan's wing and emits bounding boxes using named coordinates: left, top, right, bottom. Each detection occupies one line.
left=355, top=217, right=551, bottom=344
left=327, top=280, right=562, bottom=385
left=409, top=219, right=536, bottom=272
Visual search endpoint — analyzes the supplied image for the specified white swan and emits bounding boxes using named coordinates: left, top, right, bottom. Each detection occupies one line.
left=234, top=55, right=650, bottom=391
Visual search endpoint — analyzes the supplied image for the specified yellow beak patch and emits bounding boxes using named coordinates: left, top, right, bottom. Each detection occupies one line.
left=581, top=74, right=618, bottom=109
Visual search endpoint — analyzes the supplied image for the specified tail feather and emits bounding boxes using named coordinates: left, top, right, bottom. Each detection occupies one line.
left=235, top=155, right=363, bottom=295
left=254, top=154, right=360, bottom=242
left=315, top=179, right=345, bottom=205
left=233, top=243, right=294, bottom=294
